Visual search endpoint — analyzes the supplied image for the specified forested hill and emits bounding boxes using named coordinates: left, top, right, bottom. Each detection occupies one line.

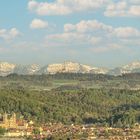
left=0, top=73, right=140, bottom=90
left=0, top=87, right=140, bottom=127
left=1, top=72, right=140, bottom=81
left=0, top=73, right=140, bottom=127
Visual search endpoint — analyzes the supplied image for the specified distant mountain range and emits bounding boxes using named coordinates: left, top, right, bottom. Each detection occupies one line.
left=0, top=61, right=140, bottom=76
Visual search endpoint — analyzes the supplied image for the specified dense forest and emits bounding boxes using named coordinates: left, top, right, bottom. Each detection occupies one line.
left=0, top=73, right=140, bottom=128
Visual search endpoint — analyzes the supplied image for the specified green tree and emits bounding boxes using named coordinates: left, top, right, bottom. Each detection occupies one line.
left=0, top=127, right=6, bottom=136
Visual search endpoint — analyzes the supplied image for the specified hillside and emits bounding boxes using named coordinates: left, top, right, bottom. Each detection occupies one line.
left=0, top=73, right=140, bottom=90
left=0, top=73, right=140, bottom=127
left=0, top=87, right=140, bottom=127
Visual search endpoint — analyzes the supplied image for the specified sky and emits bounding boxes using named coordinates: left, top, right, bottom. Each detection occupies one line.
left=0, top=0, right=140, bottom=68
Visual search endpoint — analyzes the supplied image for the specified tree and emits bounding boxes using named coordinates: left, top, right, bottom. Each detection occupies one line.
left=0, top=127, right=6, bottom=136
left=32, top=128, right=40, bottom=135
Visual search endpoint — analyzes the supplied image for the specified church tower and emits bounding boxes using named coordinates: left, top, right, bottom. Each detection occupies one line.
left=12, top=113, right=16, bottom=124
left=9, top=113, right=17, bottom=128
left=3, top=113, right=8, bottom=124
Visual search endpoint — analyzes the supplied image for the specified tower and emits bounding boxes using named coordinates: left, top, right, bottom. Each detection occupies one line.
left=12, top=113, right=16, bottom=123
left=3, top=113, right=8, bottom=124
left=9, top=113, right=17, bottom=128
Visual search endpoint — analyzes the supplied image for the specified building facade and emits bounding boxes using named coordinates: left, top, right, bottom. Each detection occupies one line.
left=0, top=113, right=28, bottom=130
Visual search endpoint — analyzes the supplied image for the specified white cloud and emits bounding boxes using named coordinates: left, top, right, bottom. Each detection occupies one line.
left=28, top=0, right=38, bottom=10
left=9, top=28, right=21, bottom=39
left=28, top=0, right=109, bottom=15
left=28, top=0, right=140, bottom=17
left=45, top=19, right=140, bottom=53
left=64, top=24, right=76, bottom=32
left=90, top=37, right=102, bottom=45
left=0, top=28, right=21, bottom=40
left=104, top=0, right=140, bottom=17
left=64, top=20, right=113, bottom=33
left=46, top=32, right=90, bottom=47
left=114, top=27, right=140, bottom=38
left=104, top=1, right=127, bottom=17
left=129, top=6, right=140, bottom=16
left=64, top=20, right=140, bottom=38
left=30, top=19, right=48, bottom=29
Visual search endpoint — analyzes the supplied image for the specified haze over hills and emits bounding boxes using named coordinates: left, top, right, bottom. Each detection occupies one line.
left=0, top=61, right=140, bottom=76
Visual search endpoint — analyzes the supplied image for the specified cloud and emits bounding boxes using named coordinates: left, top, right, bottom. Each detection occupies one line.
left=30, top=19, right=48, bottom=29
left=0, top=28, right=21, bottom=40
left=28, top=0, right=140, bottom=17
left=28, top=0, right=38, bottom=10
left=28, top=0, right=109, bottom=15
left=45, top=19, right=140, bottom=53
left=45, top=32, right=90, bottom=47
left=104, top=1, right=140, bottom=17
left=90, top=37, right=102, bottom=45
left=129, top=6, right=140, bottom=16
left=64, top=20, right=113, bottom=33
left=64, top=20, right=140, bottom=38
left=113, top=27, right=140, bottom=38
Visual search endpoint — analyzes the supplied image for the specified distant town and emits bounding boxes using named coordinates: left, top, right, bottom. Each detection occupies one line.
left=0, top=113, right=140, bottom=140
